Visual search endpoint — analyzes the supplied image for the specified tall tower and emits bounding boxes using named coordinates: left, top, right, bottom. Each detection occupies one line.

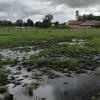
left=76, top=11, right=79, bottom=20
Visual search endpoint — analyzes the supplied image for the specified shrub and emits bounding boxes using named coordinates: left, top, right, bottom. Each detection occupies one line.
left=26, top=80, right=39, bottom=96
left=4, top=92, right=14, bottom=100
left=27, top=85, right=34, bottom=96
left=0, top=86, right=8, bottom=94
left=0, top=59, right=18, bottom=65
left=0, top=69, right=8, bottom=83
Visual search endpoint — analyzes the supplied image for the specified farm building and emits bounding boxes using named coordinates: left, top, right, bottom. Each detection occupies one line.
left=67, top=11, right=100, bottom=29
left=68, top=20, right=100, bottom=29
left=68, top=20, right=83, bottom=28
left=80, top=20, right=100, bottom=28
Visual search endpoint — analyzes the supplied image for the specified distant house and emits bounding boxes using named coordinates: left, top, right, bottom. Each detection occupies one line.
left=68, top=20, right=83, bottom=28
left=80, top=20, right=100, bottom=28
left=68, top=20, right=100, bottom=29
left=67, top=11, right=100, bottom=29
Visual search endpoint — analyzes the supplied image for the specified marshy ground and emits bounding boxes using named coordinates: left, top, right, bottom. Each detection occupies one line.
left=0, top=28, right=100, bottom=100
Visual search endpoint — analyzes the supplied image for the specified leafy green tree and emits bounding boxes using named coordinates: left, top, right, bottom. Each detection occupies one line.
left=23, top=22, right=27, bottom=28
left=35, top=21, right=42, bottom=27
left=0, top=20, right=13, bottom=27
left=27, top=19, right=34, bottom=27
left=15, top=19, right=23, bottom=27
left=7, top=21, right=13, bottom=27
left=54, top=21, right=59, bottom=27
left=42, top=14, right=53, bottom=28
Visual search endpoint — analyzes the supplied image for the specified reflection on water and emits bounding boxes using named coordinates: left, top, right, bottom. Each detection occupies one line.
left=34, top=85, right=55, bottom=100
left=5, top=69, right=100, bottom=100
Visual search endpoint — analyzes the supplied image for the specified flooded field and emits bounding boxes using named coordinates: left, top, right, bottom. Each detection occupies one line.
left=0, top=39, right=100, bottom=100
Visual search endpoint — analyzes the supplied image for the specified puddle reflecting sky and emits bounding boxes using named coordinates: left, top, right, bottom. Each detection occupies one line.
left=6, top=70, right=100, bottom=100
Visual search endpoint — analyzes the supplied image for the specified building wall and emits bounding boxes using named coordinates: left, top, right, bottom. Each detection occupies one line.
left=69, top=25, right=92, bottom=29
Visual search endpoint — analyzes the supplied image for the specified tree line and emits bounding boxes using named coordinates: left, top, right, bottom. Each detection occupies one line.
left=79, top=13, right=100, bottom=21
left=0, top=14, right=65, bottom=28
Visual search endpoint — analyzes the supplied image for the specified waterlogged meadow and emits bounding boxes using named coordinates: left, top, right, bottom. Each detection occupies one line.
left=0, top=28, right=100, bottom=100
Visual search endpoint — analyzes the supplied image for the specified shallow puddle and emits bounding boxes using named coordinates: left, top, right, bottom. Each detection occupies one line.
left=4, top=68, right=100, bottom=100
left=0, top=46, right=40, bottom=61
left=59, top=39, right=87, bottom=46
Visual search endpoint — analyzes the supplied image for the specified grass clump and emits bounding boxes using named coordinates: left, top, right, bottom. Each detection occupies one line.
left=42, top=45, right=98, bottom=55
left=26, top=80, right=39, bottom=96
left=67, top=58, right=86, bottom=73
left=4, top=92, right=14, bottom=100
left=25, top=56, right=56, bottom=71
left=38, top=45, right=99, bottom=61
left=0, top=86, right=8, bottom=94
left=0, top=85, right=14, bottom=100
left=0, top=68, right=8, bottom=83
left=24, top=55, right=86, bottom=73
left=19, top=47, right=31, bottom=52
left=66, top=45, right=97, bottom=53
left=0, top=58, right=18, bottom=65
left=26, top=85, right=33, bottom=96
left=23, top=43, right=99, bottom=73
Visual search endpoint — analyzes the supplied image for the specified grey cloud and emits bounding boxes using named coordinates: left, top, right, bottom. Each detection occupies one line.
left=0, top=3, right=12, bottom=12
left=0, top=0, right=100, bottom=21
left=0, top=0, right=64, bottom=20
left=44, top=0, right=100, bottom=7
left=0, top=0, right=43, bottom=19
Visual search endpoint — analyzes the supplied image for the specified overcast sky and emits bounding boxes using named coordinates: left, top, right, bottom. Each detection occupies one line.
left=0, top=0, right=100, bottom=22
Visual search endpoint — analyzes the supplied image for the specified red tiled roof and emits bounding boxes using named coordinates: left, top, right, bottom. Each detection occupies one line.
left=68, top=20, right=83, bottom=25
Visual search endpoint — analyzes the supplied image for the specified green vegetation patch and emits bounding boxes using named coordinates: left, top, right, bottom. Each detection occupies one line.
left=23, top=44, right=99, bottom=73
left=24, top=56, right=86, bottom=73
left=0, top=28, right=100, bottom=49
left=0, top=86, right=8, bottom=94
left=40, top=45, right=99, bottom=57
left=19, top=47, right=31, bottom=52
left=0, top=68, right=8, bottom=83
left=0, top=58, right=18, bottom=65
left=26, top=80, right=39, bottom=96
